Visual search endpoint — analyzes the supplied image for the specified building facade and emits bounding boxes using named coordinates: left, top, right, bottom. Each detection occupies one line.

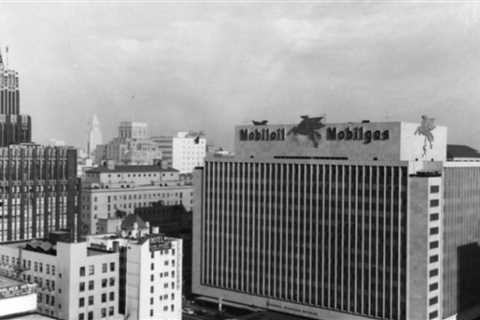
left=172, top=131, right=206, bottom=173
left=151, top=136, right=173, bottom=168
left=0, top=144, right=79, bottom=242
left=193, top=118, right=480, bottom=320
left=0, top=234, right=121, bottom=320
left=80, top=164, right=193, bottom=235
left=87, top=223, right=183, bottom=320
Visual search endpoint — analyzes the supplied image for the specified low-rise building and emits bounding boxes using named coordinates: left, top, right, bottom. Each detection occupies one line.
left=0, top=232, right=121, bottom=320
left=87, top=220, right=182, bottom=320
left=80, top=164, right=193, bottom=236
left=0, top=275, right=37, bottom=318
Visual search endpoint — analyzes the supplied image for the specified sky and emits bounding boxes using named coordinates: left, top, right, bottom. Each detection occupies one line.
left=0, top=1, right=480, bottom=150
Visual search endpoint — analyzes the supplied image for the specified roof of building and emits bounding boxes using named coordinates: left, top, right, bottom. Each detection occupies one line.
left=1, top=313, right=57, bottom=319
left=121, top=214, right=148, bottom=230
left=86, top=165, right=178, bottom=174
left=447, top=144, right=480, bottom=159
left=0, top=276, right=23, bottom=289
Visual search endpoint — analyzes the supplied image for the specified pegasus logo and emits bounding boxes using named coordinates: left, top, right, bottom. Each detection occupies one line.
left=288, top=115, right=326, bottom=147
left=415, top=115, right=436, bottom=157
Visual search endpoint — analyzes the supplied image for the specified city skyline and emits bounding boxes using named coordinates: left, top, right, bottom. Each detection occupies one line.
left=1, top=3, right=480, bottom=150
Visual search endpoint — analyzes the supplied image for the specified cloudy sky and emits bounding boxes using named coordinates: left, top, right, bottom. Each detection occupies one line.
left=0, top=2, right=479, bottom=150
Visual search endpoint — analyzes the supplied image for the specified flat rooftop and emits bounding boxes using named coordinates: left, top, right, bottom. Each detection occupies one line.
left=0, top=276, right=23, bottom=289
left=86, top=165, right=178, bottom=174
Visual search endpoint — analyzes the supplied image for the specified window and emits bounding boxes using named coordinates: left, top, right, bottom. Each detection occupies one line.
left=430, top=199, right=439, bottom=207
left=151, top=263, right=154, bottom=270
left=430, top=227, right=439, bottom=235
left=101, top=308, right=107, bottom=318
left=430, top=241, right=439, bottom=249
left=88, top=280, right=94, bottom=290
left=78, top=313, right=85, bottom=320
left=88, top=296, right=94, bottom=305
left=150, top=297, right=154, bottom=305
left=430, top=269, right=439, bottom=277
left=430, top=213, right=439, bottom=221
left=430, top=255, right=439, bottom=263
left=102, top=263, right=107, bottom=273
left=429, top=310, right=438, bottom=319
left=80, top=267, right=85, bottom=277
left=429, top=296, right=438, bottom=305
left=102, top=293, right=107, bottom=303
left=171, top=271, right=175, bottom=277
left=110, top=262, right=115, bottom=272
left=109, top=292, right=114, bottom=301
left=88, top=311, right=93, bottom=320
left=150, top=286, right=154, bottom=293
left=109, top=277, right=115, bottom=286
left=79, top=297, right=85, bottom=307
left=88, top=265, right=94, bottom=275
left=150, top=274, right=154, bottom=281
left=150, top=310, right=154, bottom=317
left=171, top=293, right=175, bottom=299
left=430, top=185, right=440, bottom=193
left=102, top=278, right=107, bottom=288
left=429, top=283, right=438, bottom=291
left=109, top=306, right=114, bottom=316
left=171, top=304, right=175, bottom=311
left=79, top=282, right=85, bottom=292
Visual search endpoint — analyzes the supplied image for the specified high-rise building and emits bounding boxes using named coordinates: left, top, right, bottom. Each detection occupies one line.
left=193, top=117, right=480, bottom=320
left=172, top=131, right=206, bottom=173
left=0, top=50, right=31, bottom=146
left=0, top=144, right=79, bottom=242
left=87, top=221, right=183, bottom=320
left=118, top=121, right=148, bottom=140
left=80, top=164, right=193, bottom=236
left=87, top=114, right=103, bottom=158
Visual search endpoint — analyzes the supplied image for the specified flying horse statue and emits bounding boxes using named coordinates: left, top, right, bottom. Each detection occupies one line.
left=415, top=115, right=436, bottom=157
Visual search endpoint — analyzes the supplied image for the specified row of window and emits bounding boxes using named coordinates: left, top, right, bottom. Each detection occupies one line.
left=79, top=277, right=115, bottom=291
left=79, top=263, right=115, bottom=276
left=79, top=292, right=114, bottom=307
left=78, top=306, right=115, bottom=320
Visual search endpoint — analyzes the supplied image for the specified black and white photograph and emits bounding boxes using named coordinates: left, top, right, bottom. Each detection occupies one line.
left=0, top=1, right=479, bottom=320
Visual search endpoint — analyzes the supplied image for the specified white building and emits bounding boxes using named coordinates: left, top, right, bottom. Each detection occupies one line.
left=0, top=233, right=121, bottom=320
left=172, top=131, right=206, bottom=173
left=87, top=114, right=103, bottom=159
left=87, top=223, right=182, bottom=320
left=80, top=164, right=194, bottom=236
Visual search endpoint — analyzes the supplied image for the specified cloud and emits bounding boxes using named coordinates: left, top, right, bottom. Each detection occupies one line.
left=0, top=3, right=480, bottom=150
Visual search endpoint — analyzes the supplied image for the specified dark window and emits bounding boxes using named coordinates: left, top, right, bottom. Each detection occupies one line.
left=430, top=213, right=439, bottom=221
left=110, top=262, right=115, bottom=271
left=80, top=267, right=85, bottom=277
left=430, top=199, right=439, bottom=207
left=430, top=185, right=440, bottom=193
left=429, top=310, right=438, bottom=319
left=109, top=292, right=114, bottom=301
left=79, top=282, right=85, bottom=292
left=102, top=279, right=107, bottom=288
left=88, top=280, right=94, bottom=290
left=429, top=255, right=439, bottom=263
left=79, top=298, right=85, bottom=307
left=429, top=283, right=438, bottom=291
left=430, top=241, right=439, bottom=249
left=430, top=227, right=439, bottom=235
left=88, top=296, right=94, bottom=305
left=102, top=293, right=106, bottom=303
left=78, top=313, right=85, bottom=320
left=88, top=311, right=93, bottom=320
left=429, top=296, right=438, bottom=305
left=429, top=269, right=439, bottom=277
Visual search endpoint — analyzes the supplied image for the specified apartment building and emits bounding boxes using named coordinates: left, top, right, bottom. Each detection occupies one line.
left=172, top=131, right=206, bottom=173
left=87, top=221, right=182, bottom=320
left=0, top=232, right=120, bottom=320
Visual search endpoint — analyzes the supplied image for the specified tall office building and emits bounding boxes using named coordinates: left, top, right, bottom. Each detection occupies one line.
left=87, top=114, right=103, bottom=158
left=0, top=50, right=31, bottom=146
left=193, top=117, right=480, bottom=320
left=0, top=50, right=79, bottom=242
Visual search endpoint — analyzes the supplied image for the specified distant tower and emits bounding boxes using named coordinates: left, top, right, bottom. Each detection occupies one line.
left=87, top=114, right=103, bottom=157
